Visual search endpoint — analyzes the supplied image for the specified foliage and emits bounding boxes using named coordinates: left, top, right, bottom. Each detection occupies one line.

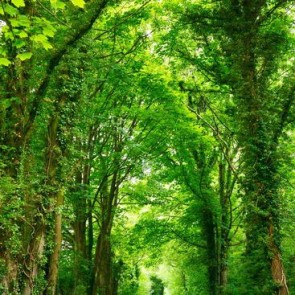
left=0, top=0, right=294, bottom=294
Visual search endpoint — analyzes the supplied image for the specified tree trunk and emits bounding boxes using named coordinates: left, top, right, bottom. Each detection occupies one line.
left=112, top=259, right=123, bottom=295
left=91, top=218, right=113, bottom=295
left=46, top=189, right=65, bottom=295
left=43, top=97, right=65, bottom=294
left=218, top=152, right=234, bottom=294
left=0, top=62, right=28, bottom=293
left=22, top=213, right=46, bottom=295
left=0, top=252, right=18, bottom=294
left=22, top=108, right=61, bottom=294
left=90, top=173, right=118, bottom=295
left=88, top=200, right=94, bottom=262
left=269, top=224, right=289, bottom=295
left=229, top=3, right=290, bottom=293
left=72, top=164, right=92, bottom=294
left=72, top=171, right=88, bottom=294
left=191, top=148, right=220, bottom=294
left=202, top=207, right=218, bottom=295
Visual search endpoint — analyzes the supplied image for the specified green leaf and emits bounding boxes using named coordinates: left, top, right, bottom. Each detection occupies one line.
left=4, top=4, right=18, bottom=16
left=50, top=0, right=66, bottom=10
left=43, top=27, right=55, bottom=37
left=18, top=15, right=30, bottom=27
left=10, top=19, right=20, bottom=27
left=11, top=0, right=25, bottom=8
left=19, top=31, right=28, bottom=38
left=0, top=58, right=11, bottom=66
left=31, top=34, right=47, bottom=43
left=16, top=52, right=32, bottom=61
left=71, top=0, right=85, bottom=8
left=14, top=39, right=26, bottom=48
left=31, top=34, right=53, bottom=50
left=0, top=99, right=12, bottom=109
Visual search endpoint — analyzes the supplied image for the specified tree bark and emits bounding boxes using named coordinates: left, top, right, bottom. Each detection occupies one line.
left=219, top=160, right=229, bottom=294
left=42, top=95, right=66, bottom=294
left=0, top=252, right=18, bottom=294
left=218, top=147, right=236, bottom=294
left=22, top=212, right=46, bottom=295
left=46, top=189, right=65, bottom=295
left=91, top=225, right=113, bottom=295
left=90, top=172, right=119, bottom=295
left=202, top=207, right=218, bottom=295
left=191, top=147, right=220, bottom=295
left=72, top=170, right=88, bottom=294
left=269, top=224, right=289, bottom=295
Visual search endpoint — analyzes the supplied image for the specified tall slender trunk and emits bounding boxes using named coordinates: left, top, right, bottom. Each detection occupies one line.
left=22, top=219, right=46, bottom=295
left=73, top=170, right=88, bottom=293
left=218, top=148, right=235, bottom=294
left=191, top=148, right=219, bottom=294
left=42, top=96, right=66, bottom=294
left=202, top=207, right=218, bottom=295
left=88, top=200, right=94, bottom=262
left=90, top=172, right=119, bottom=295
left=46, top=189, right=65, bottom=295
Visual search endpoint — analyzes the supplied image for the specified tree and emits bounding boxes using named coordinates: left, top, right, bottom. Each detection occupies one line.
left=176, top=1, right=294, bottom=293
left=0, top=0, right=115, bottom=293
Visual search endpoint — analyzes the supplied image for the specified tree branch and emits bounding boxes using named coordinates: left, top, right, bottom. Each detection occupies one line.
left=24, top=0, right=109, bottom=139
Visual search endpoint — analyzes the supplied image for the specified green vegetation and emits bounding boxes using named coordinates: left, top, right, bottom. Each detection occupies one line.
left=0, top=1, right=294, bottom=294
